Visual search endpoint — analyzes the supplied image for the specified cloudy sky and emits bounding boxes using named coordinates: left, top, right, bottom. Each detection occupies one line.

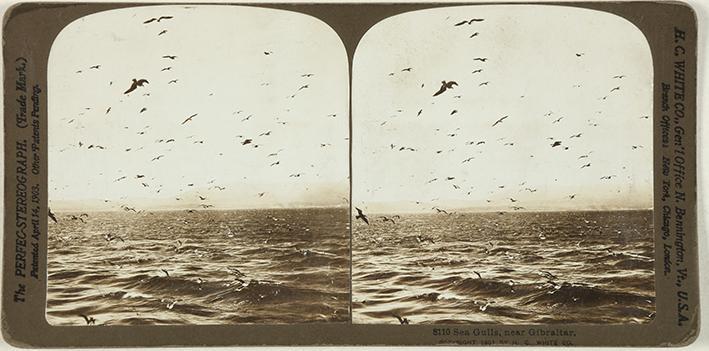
left=352, top=5, right=653, bottom=213
left=48, top=5, right=349, bottom=211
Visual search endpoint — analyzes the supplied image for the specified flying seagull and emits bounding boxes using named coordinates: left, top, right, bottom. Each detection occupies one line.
left=123, top=79, right=149, bottom=94
left=355, top=207, right=369, bottom=225
left=454, top=18, right=484, bottom=26
left=393, top=314, right=410, bottom=325
left=433, top=81, right=458, bottom=97
left=492, top=115, right=508, bottom=127
left=79, top=314, right=96, bottom=325
left=162, top=55, right=177, bottom=59
left=181, top=113, right=198, bottom=125
left=144, top=16, right=173, bottom=24
left=48, top=208, right=58, bottom=224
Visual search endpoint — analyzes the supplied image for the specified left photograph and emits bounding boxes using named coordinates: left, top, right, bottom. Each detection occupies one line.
left=46, top=5, right=350, bottom=325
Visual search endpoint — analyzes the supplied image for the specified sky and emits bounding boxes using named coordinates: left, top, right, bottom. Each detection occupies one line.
left=48, top=5, right=349, bottom=211
left=352, top=5, right=653, bottom=213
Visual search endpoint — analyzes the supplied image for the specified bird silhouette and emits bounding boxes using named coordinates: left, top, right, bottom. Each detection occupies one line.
left=454, top=18, right=484, bottom=26
left=79, top=314, right=96, bottom=325
left=123, top=79, right=149, bottom=94
left=162, top=55, right=177, bottom=59
left=355, top=207, right=369, bottom=225
left=48, top=208, right=58, bottom=223
left=433, top=81, right=458, bottom=97
left=181, top=113, right=198, bottom=125
left=473, top=57, right=488, bottom=62
left=144, top=16, right=173, bottom=24
left=393, top=314, right=410, bottom=324
left=492, top=115, right=508, bottom=127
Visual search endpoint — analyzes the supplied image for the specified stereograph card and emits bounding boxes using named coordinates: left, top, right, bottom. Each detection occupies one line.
left=1, top=1, right=699, bottom=347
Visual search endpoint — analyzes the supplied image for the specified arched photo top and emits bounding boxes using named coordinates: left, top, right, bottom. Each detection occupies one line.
left=352, top=4, right=653, bottom=213
left=47, top=4, right=350, bottom=210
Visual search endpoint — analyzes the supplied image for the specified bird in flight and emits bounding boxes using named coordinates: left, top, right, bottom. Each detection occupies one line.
left=162, top=55, right=177, bottom=59
left=181, top=113, right=198, bottom=125
left=355, top=207, right=369, bottom=225
left=48, top=208, right=58, bottom=224
left=433, top=81, right=458, bottom=97
left=454, top=18, right=484, bottom=26
left=551, top=141, right=562, bottom=147
left=473, top=57, right=488, bottom=62
left=158, top=30, right=168, bottom=36
left=79, top=314, right=96, bottom=325
left=393, top=314, right=410, bottom=325
left=613, top=75, right=626, bottom=79
left=89, top=65, right=100, bottom=69
left=168, top=79, right=178, bottom=84
left=433, top=207, right=450, bottom=215
left=570, top=133, right=582, bottom=138
left=144, top=16, right=173, bottom=24
left=151, top=155, right=165, bottom=161
left=123, top=79, right=149, bottom=94
left=470, top=32, right=479, bottom=38
left=492, top=115, right=508, bottom=127
left=610, top=86, right=621, bottom=92
left=472, top=69, right=483, bottom=74
left=580, top=163, right=591, bottom=169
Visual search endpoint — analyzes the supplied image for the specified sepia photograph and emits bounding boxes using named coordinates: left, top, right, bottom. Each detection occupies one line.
left=351, top=5, right=655, bottom=324
left=46, top=5, right=350, bottom=325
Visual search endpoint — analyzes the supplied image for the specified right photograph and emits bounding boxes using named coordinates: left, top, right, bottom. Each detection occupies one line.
left=351, top=5, right=655, bottom=324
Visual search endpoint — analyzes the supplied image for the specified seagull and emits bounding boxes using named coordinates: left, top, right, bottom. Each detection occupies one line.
left=48, top=208, right=58, bottom=223
left=613, top=75, right=626, bottom=79
left=381, top=216, right=396, bottom=224
left=433, top=207, right=450, bottom=215
left=89, top=65, right=100, bottom=69
left=168, top=79, right=178, bottom=84
left=181, top=113, right=198, bottom=125
left=473, top=57, right=487, bottom=62
left=575, top=53, right=584, bottom=57
left=139, top=107, right=147, bottom=113
left=433, top=81, right=458, bottom=97
left=470, top=32, right=479, bottom=38
left=473, top=271, right=482, bottom=279
left=79, top=314, right=96, bottom=325
left=454, top=18, right=484, bottom=26
left=492, top=115, right=508, bottom=127
left=151, top=155, right=165, bottom=161
left=600, top=175, right=616, bottom=180
left=393, top=314, right=410, bottom=325
left=144, top=16, right=173, bottom=24
left=241, top=139, right=253, bottom=145
left=162, top=55, right=177, bottom=59
left=472, top=69, right=483, bottom=74
left=551, top=141, right=562, bottom=147
left=157, top=30, right=168, bottom=36
left=570, top=133, right=582, bottom=138
left=580, top=163, right=591, bottom=169
left=160, top=269, right=170, bottom=277
left=123, top=79, right=149, bottom=94
left=610, top=86, right=621, bottom=92
left=355, top=207, right=369, bottom=225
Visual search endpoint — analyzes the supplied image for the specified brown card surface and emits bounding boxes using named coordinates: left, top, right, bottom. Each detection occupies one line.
left=2, top=1, right=700, bottom=347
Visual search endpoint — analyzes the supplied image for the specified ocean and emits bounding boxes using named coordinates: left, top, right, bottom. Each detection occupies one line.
left=46, top=208, right=350, bottom=325
left=352, top=210, right=655, bottom=324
